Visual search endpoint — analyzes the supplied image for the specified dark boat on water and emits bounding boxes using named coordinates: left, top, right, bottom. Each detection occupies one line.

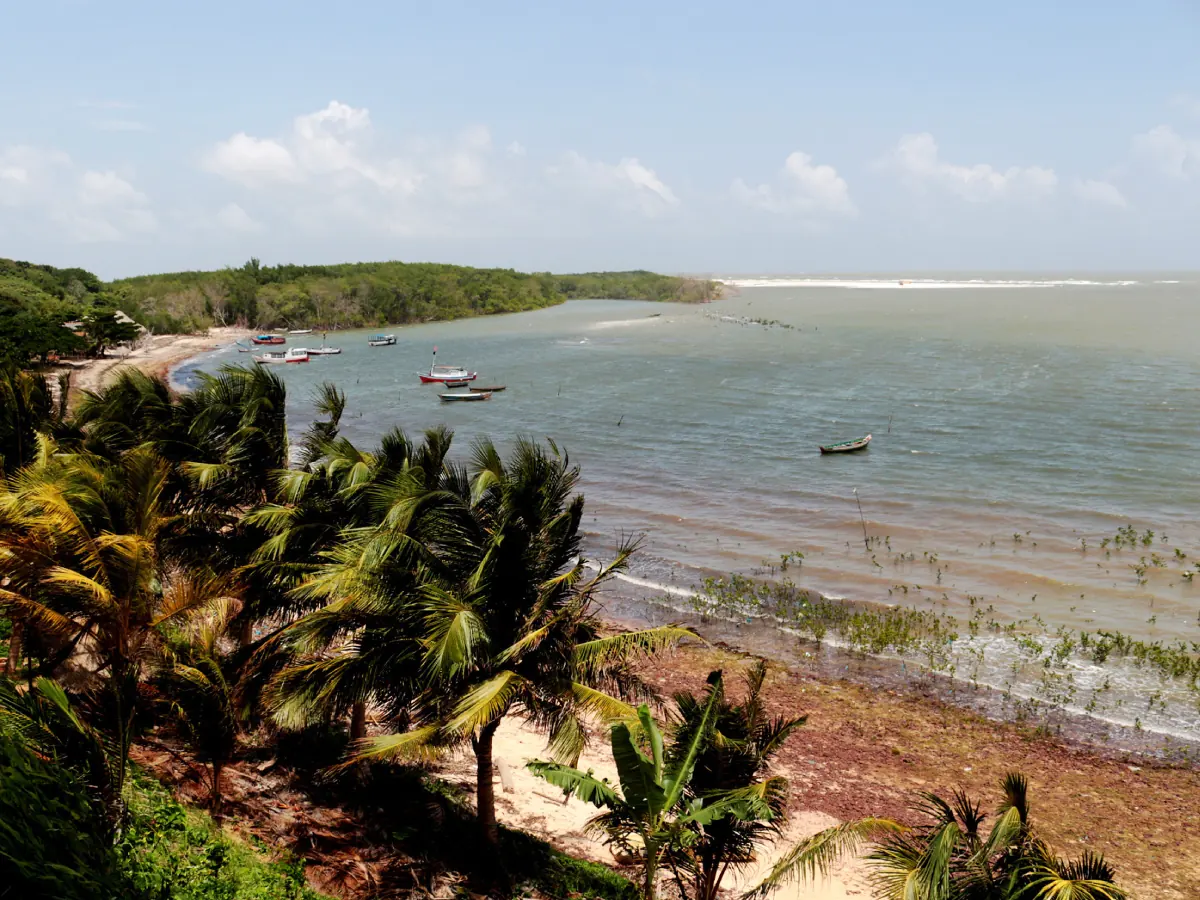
left=819, top=434, right=872, bottom=454
left=443, top=379, right=471, bottom=388
left=469, top=385, right=506, bottom=392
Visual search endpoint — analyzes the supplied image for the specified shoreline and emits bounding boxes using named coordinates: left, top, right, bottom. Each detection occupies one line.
left=599, top=584, right=1200, bottom=761
left=52, top=326, right=255, bottom=401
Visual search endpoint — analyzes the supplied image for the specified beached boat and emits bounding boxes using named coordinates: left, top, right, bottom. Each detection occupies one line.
left=254, top=348, right=309, bottom=364
left=819, top=434, right=872, bottom=454
left=440, top=391, right=491, bottom=402
left=368, top=334, right=396, bottom=347
left=289, top=328, right=313, bottom=335
left=251, top=334, right=286, bottom=345
left=469, top=385, right=506, bottom=392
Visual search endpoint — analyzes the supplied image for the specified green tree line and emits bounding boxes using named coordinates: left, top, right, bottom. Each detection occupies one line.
left=110, top=258, right=724, bottom=333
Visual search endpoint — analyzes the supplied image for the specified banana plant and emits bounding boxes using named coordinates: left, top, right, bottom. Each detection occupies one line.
left=528, top=674, right=773, bottom=900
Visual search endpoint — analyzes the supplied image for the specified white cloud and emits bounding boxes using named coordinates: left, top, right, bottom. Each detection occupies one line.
left=1073, top=178, right=1128, bottom=208
left=215, top=202, right=263, bottom=233
left=884, top=133, right=1057, bottom=202
left=0, top=146, right=155, bottom=242
left=204, top=133, right=300, bottom=187
left=732, top=151, right=856, bottom=216
left=1133, top=125, right=1200, bottom=178
left=548, top=151, right=679, bottom=216
left=507, top=141, right=526, bottom=157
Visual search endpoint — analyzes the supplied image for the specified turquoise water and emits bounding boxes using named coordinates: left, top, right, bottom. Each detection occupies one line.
left=176, top=276, right=1200, bottom=737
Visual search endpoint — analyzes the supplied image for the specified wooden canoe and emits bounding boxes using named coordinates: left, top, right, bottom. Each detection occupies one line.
left=440, top=391, right=492, bottom=402
left=469, top=385, right=506, bottom=392
left=819, top=434, right=872, bottom=454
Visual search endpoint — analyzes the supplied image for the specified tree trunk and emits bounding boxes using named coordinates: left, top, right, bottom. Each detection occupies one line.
left=237, top=616, right=254, bottom=648
left=4, top=619, right=21, bottom=676
left=474, top=719, right=502, bottom=847
left=350, top=701, right=368, bottom=742
left=211, top=761, right=224, bottom=819
left=643, top=841, right=660, bottom=900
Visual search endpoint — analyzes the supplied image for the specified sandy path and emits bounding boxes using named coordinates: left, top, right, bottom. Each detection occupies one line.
left=436, top=718, right=871, bottom=899
left=57, top=326, right=253, bottom=399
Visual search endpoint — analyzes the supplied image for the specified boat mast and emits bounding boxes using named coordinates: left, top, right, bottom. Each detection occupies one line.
left=431, top=345, right=437, bottom=374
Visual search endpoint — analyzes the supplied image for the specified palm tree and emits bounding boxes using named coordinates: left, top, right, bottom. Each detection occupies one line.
left=155, top=597, right=240, bottom=816
left=0, top=365, right=69, bottom=478
left=272, top=436, right=693, bottom=850
left=668, top=661, right=806, bottom=900
left=528, top=677, right=774, bottom=900
left=747, top=773, right=1127, bottom=900
left=0, top=443, right=229, bottom=790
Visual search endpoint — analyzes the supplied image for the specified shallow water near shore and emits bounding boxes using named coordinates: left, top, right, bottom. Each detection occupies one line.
left=175, top=274, right=1200, bottom=741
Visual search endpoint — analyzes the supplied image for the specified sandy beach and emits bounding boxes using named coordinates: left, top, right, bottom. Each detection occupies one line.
left=54, top=327, right=254, bottom=400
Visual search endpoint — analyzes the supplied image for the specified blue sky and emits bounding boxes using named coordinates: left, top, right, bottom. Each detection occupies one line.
left=2, top=0, right=1199, bottom=277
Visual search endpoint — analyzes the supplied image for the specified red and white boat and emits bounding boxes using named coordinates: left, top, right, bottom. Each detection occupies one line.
left=255, top=348, right=310, bottom=364
left=417, top=346, right=476, bottom=383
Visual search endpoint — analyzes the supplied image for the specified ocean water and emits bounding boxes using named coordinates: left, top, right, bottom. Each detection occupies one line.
left=175, top=275, right=1200, bottom=739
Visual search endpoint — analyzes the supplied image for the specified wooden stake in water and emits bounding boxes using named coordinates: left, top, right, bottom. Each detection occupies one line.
left=854, top=488, right=869, bottom=550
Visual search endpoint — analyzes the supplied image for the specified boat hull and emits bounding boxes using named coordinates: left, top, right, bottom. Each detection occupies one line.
left=469, top=385, right=506, bottom=392
left=440, top=391, right=491, bottom=402
left=419, top=372, right=477, bottom=383
left=819, top=434, right=872, bottom=454
left=251, top=337, right=286, bottom=345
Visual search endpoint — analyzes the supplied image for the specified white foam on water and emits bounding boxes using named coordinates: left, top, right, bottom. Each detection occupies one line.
left=718, top=278, right=1141, bottom=290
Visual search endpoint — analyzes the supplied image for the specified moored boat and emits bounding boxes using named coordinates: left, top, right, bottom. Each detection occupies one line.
left=289, top=328, right=313, bottom=335
left=440, top=391, right=491, bottom=402
left=442, top=378, right=471, bottom=388
left=418, top=346, right=476, bottom=383
left=469, top=385, right=506, bottom=392
left=254, top=348, right=310, bottom=364
left=251, top=334, right=286, bottom=345
left=819, top=434, right=872, bottom=454
left=305, top=346, right=342, bottom=355
left=368, top=334, right=396, bottom=347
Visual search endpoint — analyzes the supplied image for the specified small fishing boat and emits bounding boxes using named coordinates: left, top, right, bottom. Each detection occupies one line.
left=819, top=434, right=872, bottom=454
left=289, top=328, right=313, bottom=335
left=418, top=346, right=477, bottom=383
left=368, top=334, right=396, bottom=347
left=251, top=334, right=286, bottom=345
left=440, top=391, right=491, bottom=402
left=255, top=348, right=310, bottom=364
left=469, top=385, right=506, bottom=393
left=305, top=346, right=342, bottom=355
left=442, top=379, right=471, bottom=388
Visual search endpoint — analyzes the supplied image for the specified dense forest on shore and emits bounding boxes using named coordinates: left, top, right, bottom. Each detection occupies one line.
left=111, top=259, right=723, bottom=333
left=0, top=256, right=723, bottom=351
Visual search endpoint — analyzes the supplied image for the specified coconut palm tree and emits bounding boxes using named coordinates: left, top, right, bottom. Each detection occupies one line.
left=155, top=597, right=240, bottom=816
left=746, top=773, right=1127, bottom=900
left=668, top=661, right=806, bottom=900
left=0, top=365, right=69, bottom=478
left=272, top=436, right=694, bottom=850
left=0, top=443, right=230, bottom=790
left=528, top=676, right=775, bottom=900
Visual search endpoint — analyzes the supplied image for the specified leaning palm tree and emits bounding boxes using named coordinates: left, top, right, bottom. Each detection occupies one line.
left=272, top=436, right=694, bottom=849
left=668, top=661, right=806, bottom=900
left=746, top=773, right=1126, bottom=900
left=0, top=443, right=230, bottom=790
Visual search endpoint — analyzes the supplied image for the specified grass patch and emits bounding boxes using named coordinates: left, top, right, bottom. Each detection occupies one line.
left=119, top=770, right=330, bottom=900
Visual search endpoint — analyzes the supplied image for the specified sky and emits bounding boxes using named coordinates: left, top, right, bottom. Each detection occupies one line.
left=1, top=0, right=1199, bottom=278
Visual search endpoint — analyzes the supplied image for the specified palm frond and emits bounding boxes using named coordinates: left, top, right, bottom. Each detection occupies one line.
left=742, top=818, right=905, bottom=899
left=446, top=670, right=526, bottom=735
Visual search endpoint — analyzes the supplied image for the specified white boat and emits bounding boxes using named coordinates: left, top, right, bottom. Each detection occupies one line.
left=289, top=328, right=313, bottom=335
left=418, top=346, right=476, bottom=383
left=305, top=346, right=342, bottom=355
left=254, top=348, right=310, bottom=364
left=368, top=334, right=396, bottom=347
